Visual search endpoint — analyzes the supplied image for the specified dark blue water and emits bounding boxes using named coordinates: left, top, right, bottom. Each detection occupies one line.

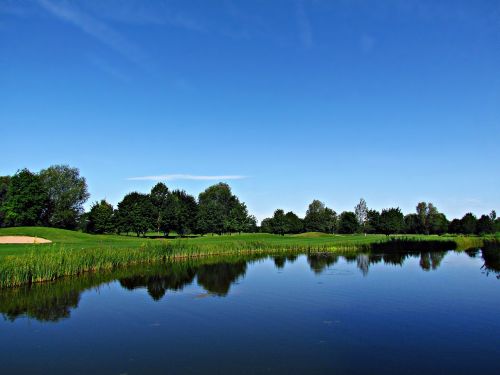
left=1, top=249, right=499, bottom=374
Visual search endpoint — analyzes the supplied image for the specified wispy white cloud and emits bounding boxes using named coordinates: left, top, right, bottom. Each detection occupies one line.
left=37, top=0, right=146, bottom=66
left=296, top=0, right=312, bottom=48
left=128, top=174, right=248, bottom=181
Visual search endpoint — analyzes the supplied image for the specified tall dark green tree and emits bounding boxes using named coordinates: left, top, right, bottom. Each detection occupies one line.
left=150, top=183, right=169, bottom=234
left=304, top=200, right=325, bottom=232
left=0, top=176, right=11, bottom=227
left=460, top=213, right=477, bottom=235
left=379, top=208, right=405, bottom=235
left=270, top=209, right=288, bottom=235
left=197, top=183, right=249, bottom=235
left=476, top=214, right=494, bottom=234
left=448, top=218, right=462, bottom=234
left=415, top=202, right=443, bottom=234
left=116, top=192, right=154, bottom=236
left=1, top=169, right=48, bottom=226
left=337, top=211, right=359, bottom=234
left=39, top=165, right=89, bottom=229
left=160, top=190, right=198, bottom=236
left=87, top=200, right=115, bottom=234
left=285, top=211, right=303, bottom=234
left=404, top=214, right=420, bottom=234
left=366, top=209, right=380, bottom=234
left=260, top=218, right=273, bottom=233
left=303, top=200, right=337, bottom=233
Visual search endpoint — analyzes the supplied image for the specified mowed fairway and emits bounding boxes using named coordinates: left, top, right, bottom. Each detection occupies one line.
left=0, top=226, right=483, bottom=259
left=0, top=226, right=426, bottom=258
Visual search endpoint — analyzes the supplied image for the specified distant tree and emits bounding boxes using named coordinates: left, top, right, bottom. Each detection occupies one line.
left=245, top=215, right=258, bottom=233
left=116, top=192, right=154, bottom=236
left=1, top=169, right=48, bottom=227
left=197, top=183, right=234, bottom=234
left=0, top=176, right=11, bottom=227
left=304, top=200, right=326, bottom=232
left=404, top=214, right=420, bottom=234
left=489, top=210, right=497, bottom=221
left=354, top=198, right=368, bottom=233
left=173, top=190, right=198, bottom=236
left=476, top=214, right=494, bottom=235
left=229, top=201, right=253, bottom=234
left=460, top=213, right=477, bottom=235
left=303, top=200, right=336, bottom=233
left=159, top=190, right=197, bottom=236
left=337, top=211, right=359, bottom=234
left=415, top=202, right=442, bottom=234
left=448, top=218, right=462, bottom=234
left=39, top=165, right=89, bottom=229
left=87, top=200, right=115, bottom=234
left=150, top=183, right=169, bottom=234
left=366, top=209, right=380, bottom=234
left=379, top=208, right=405, bottom=235
left=285, top=211, right=304, bottom=234
left=323, top=208, right=337, bottom=234
left=416, top=202, right=428, bottom=233
left=271, top=209, right=288, bottom=235
left=429, top=213, right=449, bottom=235
left=260, top=218, right=273, bottom=233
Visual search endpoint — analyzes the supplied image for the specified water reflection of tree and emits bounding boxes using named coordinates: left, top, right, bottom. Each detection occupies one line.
left=480, top=241, right=500, bottom=279
left=196, top=262, right=247, bottom=296
left=273, top=256, right=286, bottom=269
left=119, top=268, right=197, bottom=301
left=419, top=252, right=446, bottom=271
left=307, top=253, right=339, bottom=274
left=357, top=254, right=370, bottom=276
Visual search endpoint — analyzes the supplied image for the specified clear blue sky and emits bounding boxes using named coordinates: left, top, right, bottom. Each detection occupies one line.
left=1, top=0, right=499, bottom=221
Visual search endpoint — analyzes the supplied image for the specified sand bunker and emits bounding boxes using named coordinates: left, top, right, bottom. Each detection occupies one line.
left=0, top=236, right=52, bottom=244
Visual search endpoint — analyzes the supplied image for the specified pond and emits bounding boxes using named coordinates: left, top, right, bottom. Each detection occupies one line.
left=1, top=246, right=499, bottom=374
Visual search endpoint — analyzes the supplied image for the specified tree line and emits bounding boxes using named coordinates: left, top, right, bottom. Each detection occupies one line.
left=0, top=166, right=498, bottom=236
left=86, top=182, right=257, bottom=236
left=261, top=199, right=499, bottom=236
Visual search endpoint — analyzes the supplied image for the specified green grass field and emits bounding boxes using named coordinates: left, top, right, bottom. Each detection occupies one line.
left=0, top=227, right=494, bottom=288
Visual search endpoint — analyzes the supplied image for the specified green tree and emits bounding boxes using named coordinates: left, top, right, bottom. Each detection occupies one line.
left=285, top=211, right=303, bottom=234
left=1, top=169, right=48, bottom=226
left=158, top=190, right=197, bottom=236
left=304, top=200, right=325, bottom=232
left=323, top=208, right=337, bottom=234
left=366, top=209, right=380, bottom=234
left=460, top=213, right=477, bottom=235
left=260, top=218, right=273, bottom=233
left=87, top=200, right=115, bottom=234
left=197, top=183, right=247, bottom=235
left=476, top=214, right=494, bottom=234
left=39, top=165, right=89, bottom=229
left=0, top=176, right=11, bottom=227
left=150, top=183, right=169, bottom=234
left=337, top=211, right=359, bottom=234
left=379, top=208, right=405, bottom=235
left=270, top=209, right=288, bottom=235
left=116, top=192, right=154, bottom=236
left=404, top=213, right=420, bottom=234
left=303, top=200, right=337, bottom=233
left=415, top=202, right=443, bottom=234
left=448, top=218, right=462, bottom=234
left=429, top=213, right=449, bottom=234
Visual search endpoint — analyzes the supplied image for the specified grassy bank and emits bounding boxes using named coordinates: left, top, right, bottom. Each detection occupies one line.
left=0, top=227, right=495, bottom=288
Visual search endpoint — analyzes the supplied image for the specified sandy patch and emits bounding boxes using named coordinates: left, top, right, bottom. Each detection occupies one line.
left=0, top=236, right=52, bottom=244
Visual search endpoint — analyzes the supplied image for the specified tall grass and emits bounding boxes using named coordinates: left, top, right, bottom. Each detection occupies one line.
left=0, top=232, right=491, bottom=288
